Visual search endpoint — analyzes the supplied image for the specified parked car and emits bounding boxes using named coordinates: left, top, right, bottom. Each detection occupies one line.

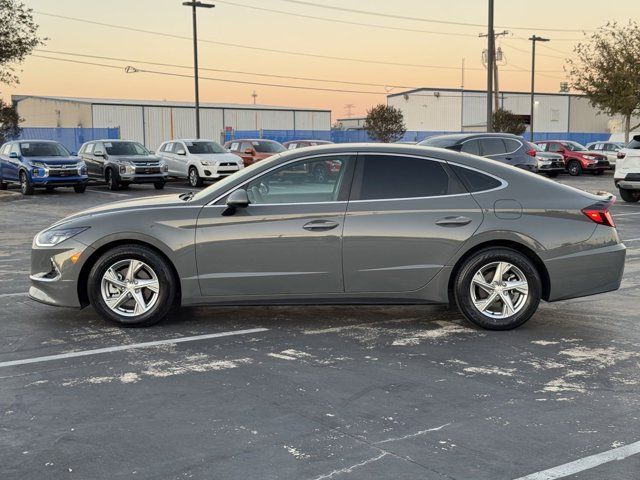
left=535, top=140, right=610, bottom=176
left=223, top=139, right=285, bottom=166
left=283, top=140, right=333, bottom=150
left=157, top=139, right=244, bottom=187
left=78, top=140, right=168, bottom=191
left=586, top=141, right=623, bottom=169
left=528, top=142, right=565, bottom=177
left=419, top=133, right=537, bottom=172
left=614, top=134, right=640, bottom=202
left=0, top=140, right=88, bottom=195
left=30, top=143, right=625, bottom=331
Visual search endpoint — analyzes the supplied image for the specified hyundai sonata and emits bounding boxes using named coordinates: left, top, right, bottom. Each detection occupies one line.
left=30, top=144, right=625, bottom=330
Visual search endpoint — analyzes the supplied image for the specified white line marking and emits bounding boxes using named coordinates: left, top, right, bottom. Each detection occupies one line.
left=0, top=327, right=269, bottom=368
left=0, top=292, right=28, bottom=298
left=614, top=212, right=640, bottom=217
left=624, top=238, right=640, bottom=243
left=86, top=188, right=129, bottom=197
left=374, top=423, right=450, bottom=445
left=513, top=440, right=640, bottom=480
left=311, top=452, right=388, bottom=480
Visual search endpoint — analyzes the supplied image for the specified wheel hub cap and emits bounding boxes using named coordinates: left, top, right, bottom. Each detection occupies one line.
left=100, top=259, right=160, bottom=317
left=470, top=261, right=529, bottom=319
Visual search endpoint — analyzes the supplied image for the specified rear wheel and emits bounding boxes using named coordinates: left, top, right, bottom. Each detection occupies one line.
left=105, top=168, right=120, bottom=191
left=74, top=184, right=86, bottom=193
left=594, top=170, right=604, bottom=176
left=567, top=160, right=582, bottom=176
left=0, top=181, right=7, bottom=190
left=618, top=187, right=640, bottom=203
left=20, top=171, right=34, bottom=195
left=153, top=181, right=165, bottom=190
left=45, top=186, right=55, bottom=192
left=188, top=166, right=203, bottom=187
left=87, top=245, right=176, bottom=327
left=454, top=248, right=541, bottom=330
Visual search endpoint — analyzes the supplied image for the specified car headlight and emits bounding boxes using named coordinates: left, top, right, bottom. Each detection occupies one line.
left=200, top=160, right=211, bottom=166
left=118, top=161, right=136, bottom=174
left=160, top=161, right=169, bottom=172
left=36, top=227, right=90, bottom=247
left=77, top=161, right=87, bottom=174
left=30, top=161, right=46, bottom=168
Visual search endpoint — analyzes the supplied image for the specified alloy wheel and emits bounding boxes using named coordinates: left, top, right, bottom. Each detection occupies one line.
left=100, top=259, right=160, bottom=317
left=469, top=261, right=529, bottom=319
left=189, top=168, right=198, bottom=187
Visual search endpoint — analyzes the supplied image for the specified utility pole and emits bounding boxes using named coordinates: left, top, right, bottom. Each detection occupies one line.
left=183, top=1, right=215, bottom=139
left=485, top=0, right=494, bottom=132
left=344, top=104, right=355, bottom=118
left=529, top=35, right=550, bottom=141
left=480, top=30, right=508, bottom=115
left=251, top=90, right=258, bottom=104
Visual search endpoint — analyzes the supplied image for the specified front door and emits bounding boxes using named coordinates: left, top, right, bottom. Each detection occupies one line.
left=343, top=153, right=484, bottom=293
left=195, top=154, right=355, bottom=297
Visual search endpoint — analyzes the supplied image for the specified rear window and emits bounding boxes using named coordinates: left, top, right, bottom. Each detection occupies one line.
left=451, top=165, right=502, bottom=193
left=503, top=139, right=521, bottom=152
left=460, top=140, right=480, bottom=155
left=480, top=138, right=507, bottom=155
left=627, top=136, right=640, bottom=149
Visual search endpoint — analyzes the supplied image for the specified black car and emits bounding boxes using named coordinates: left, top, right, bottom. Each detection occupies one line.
left=419, top=133, right=537, bottom=172
left=78, top=140, right=168, bottom=191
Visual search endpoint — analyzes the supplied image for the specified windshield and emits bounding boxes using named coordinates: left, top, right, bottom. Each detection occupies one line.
left=20, top=142, right=70, bottom=157
left=562, top=141, right=587, bottom=151
left=528, top=142, right=544, bottom=152
left=185, top=141, right=226, bottom=154
left=253, top=141, right=285, bottom=153
left=104, top=141, right=149, bottom=156
left=419, top=136, right=459, bottom=148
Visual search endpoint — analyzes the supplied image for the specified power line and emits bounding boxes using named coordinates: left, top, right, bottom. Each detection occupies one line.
left=275, top=0, right=595, bottom=33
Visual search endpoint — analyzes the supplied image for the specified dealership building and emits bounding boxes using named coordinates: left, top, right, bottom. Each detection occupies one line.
left=12, top=95, right=332, bottom=149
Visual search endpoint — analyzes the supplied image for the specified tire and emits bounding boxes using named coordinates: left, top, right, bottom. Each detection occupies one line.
left=0, top=179, right=7, bottom=190
left=188, top=166, right=203, bottom=187
left=312, top=164, right=329, bottom=183
left=153, top=181, right=165, bottom=190
left=545, top=172, right=559, bottom=178
left=87, top=245, right=176, bottom=327
left=567, top=160, right=582, bottom=176
left=454, top=248, right=542, bottom=330
left=20, top=171, right=34, bottom=195
left=618, top=187, right=640, bottom=203
left=594, top=170, right=604, bottom=176
left=45, top=186, right=55, bottom=192
left=74, top=184, right=86, bottom=193
left=105, top=168, right=120, bottom=191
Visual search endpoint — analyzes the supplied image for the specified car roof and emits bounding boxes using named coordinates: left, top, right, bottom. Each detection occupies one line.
left=424, top=132, right=523, bottom=143
left=170, top=138, right=219, bottom=142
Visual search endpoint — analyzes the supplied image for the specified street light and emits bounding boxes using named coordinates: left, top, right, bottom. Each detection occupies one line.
left=529, top=35, right=550, bottom=141
left=183, top=1, right=215, bottom=139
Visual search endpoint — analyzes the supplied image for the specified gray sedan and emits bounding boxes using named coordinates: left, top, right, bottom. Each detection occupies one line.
left=29, top=144, right=626, bottom=330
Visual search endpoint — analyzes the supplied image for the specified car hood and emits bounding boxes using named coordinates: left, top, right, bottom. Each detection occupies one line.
left=255, top=152, right=277, bottom=160
left=191, top=153, right=242, bottom=162
left=51, top=194, right=187, bottom=228
left=535, top=152, right=564, bottom=160
left=24, top=156, right=80, bottom=165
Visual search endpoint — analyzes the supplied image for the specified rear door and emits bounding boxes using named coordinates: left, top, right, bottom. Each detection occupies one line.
left=342, top=153, right=484, bottom=293
left=5, top=143, right=21, bottom=181
left=0, top=143, right=18, bottom=182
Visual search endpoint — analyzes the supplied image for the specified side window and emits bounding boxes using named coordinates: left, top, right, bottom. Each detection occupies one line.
left=244, top=155, right=353, bottom=205
left=503, top=139, right=521, bottom=153
left=547, top=143, right=562, bottom=152
left=175, top=142, right=186, bottom=154
left=460, top=140, right=480, bottom=155
left=240, top=142, right=253, bottom=153
left=229, top=142, right=240, bottom=151
left=287, top=143, right=298, bottom=150
left=479, top=138, right=506, bottom=156
left=0, top=144, right=10, bottom=155
left=85, top=143, right=95, bottom=154
left=10, top=144, right=21, bottom=156
left=450, top=165, right=502, bottom=193
left=357, top=155, right=455, bottom=200
left=627, top=137, right=640, bottom=149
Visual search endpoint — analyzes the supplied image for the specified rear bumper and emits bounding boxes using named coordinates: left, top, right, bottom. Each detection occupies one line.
left=544, top=242, right=626, bottom=302
left=615, top=180, right=640, bottom=191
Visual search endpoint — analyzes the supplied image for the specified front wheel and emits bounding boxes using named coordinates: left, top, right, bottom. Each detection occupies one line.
left=87, top=245, right=176, bottom=327
left=188, top=167, right=203, bottom=187
left=153, top=181, right=165, bottom=190
left=454, top=248, right=542, bottom=330
left=618, top=187, right=640, bottom=203
left=20, top=171, right=34, bottom=195
left=105, top=169, right=120, bottom=191
left=0, top=180, right=7, bottom=190
left=74, top=184, right=87, bottom=193
left=567, top=160, right=582, bottom=176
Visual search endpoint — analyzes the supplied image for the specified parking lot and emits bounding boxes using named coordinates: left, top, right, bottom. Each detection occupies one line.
left=1, top=173, right=639, bottom=480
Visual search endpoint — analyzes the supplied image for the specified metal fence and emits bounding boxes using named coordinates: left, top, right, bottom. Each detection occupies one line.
left=12, top=127, right=120, bottom=153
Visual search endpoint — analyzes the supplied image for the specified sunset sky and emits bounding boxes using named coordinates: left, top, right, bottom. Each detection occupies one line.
left=3, top=0, right=639, bottom=119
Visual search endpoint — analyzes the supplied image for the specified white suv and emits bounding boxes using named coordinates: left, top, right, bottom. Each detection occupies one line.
left=614, top=135, right=640, bottom=202
left=157, top=139, right=244, bottom=187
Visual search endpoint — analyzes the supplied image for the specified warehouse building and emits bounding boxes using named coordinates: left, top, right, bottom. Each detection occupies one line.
left=12, top=95, right=332, bottom=149
left=387, top=87, right=634, bottom=141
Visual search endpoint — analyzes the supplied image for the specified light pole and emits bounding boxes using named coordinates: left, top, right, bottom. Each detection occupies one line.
left=183, top=1, right=215, bottom=139
left=486, top=0, right=494, bottom=132
left=529, top=35, right=549, bottom=141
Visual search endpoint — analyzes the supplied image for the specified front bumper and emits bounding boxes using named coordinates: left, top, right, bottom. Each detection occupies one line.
left=118, top=173, right=167, bottom=183
left=31, top=175, right=88, bottom=187
left=202, top=165, right=241, bottom=179
left=29, top=239, right=93, bottom=308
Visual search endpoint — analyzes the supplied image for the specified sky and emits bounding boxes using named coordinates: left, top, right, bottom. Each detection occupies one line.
left=3, top=0, right=640, bottom=119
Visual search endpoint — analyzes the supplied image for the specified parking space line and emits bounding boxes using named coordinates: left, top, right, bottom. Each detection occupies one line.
left=513, top=440, right=640, bottom=480
left=0, top=292, right=28, bottom=298
left=624, top=238, right=640, bottom=243
left=0, top=327, right=269, bottom=368
left=86, top=188, right=130, bottom=197
left=614, top=212, right=640, bottom=217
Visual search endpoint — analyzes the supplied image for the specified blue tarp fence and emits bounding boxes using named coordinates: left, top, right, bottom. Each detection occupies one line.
left=13, top=127, right=120, bottom=153
left=224, top=129, right=612, bottom=145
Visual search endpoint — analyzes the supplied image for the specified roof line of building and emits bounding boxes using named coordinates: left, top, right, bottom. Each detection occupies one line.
left=386, top=87, right=581, bottom=98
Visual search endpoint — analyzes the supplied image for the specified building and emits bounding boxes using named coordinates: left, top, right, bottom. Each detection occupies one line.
left=12, top=95, right=332, bottom=149
left=387, top=87, right=637, bottom=142
left=335, top=117, right=366, bottom=130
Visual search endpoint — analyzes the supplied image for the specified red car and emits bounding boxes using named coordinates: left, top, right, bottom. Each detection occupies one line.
left=224, top=139, right=285, bottom=166
left=282, top=140, right=339, bottom=182
left=535, top=140, right=610, bottom=176
left=282, top=140, right=333, bottom=150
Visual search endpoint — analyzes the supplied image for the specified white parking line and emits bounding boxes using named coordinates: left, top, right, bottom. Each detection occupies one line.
left=0, top=327, right=269, bottom=368
left=0, top=292, right=28, bottom=298
left=614, top=212, right=640, bottom=217
left=86, top=188, right=130, bottom=197
left=513, top=441, right=640, bottom=480
left=624, top=238, right=640, bottom=243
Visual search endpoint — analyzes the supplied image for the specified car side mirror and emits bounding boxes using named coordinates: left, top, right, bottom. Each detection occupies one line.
left=244, top=148, right=254, bottom=155
left=226, top=189, right=249, bottom=208
left=149, top=150, right=155, bottom=155
left=176, top=149, right=186, bottom=155
left=94, top=150, right=105, bottom=157
left=71, top=151, right=77, bottom=156
left=9, top=152, right=18, bottom=159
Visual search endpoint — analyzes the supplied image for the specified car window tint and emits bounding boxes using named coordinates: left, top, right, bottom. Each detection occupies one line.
left=10, top=144, right=20, bottom=155
left=547, top=143, right=563, bottom=152
left=450, top=165, right=502, bottom=192
left=85, top=143, right=94, bottom=154
left=245, top=155, right=352, bottom=204
left=460, top=140, right=480, bottom=155
left=480, top=138, right=506, bottom=156
left=358, top=155, right=452, bottom=200
left=503, top=139, right=521, bottom=152
left=229, top=142, right=240, bottom=151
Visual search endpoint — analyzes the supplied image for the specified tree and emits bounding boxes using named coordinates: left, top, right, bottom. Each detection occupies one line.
left=0, top=0, right=46, bottom=86
left=492, top=108, right=527, bottom=135
left=0, top=99, right=20, bottom=144
left=567, top=21, right=640, bottom=142
left=363, top=104, right=406, bottom=143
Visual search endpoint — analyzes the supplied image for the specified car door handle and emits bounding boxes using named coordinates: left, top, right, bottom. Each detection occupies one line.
left=303, top=220, right=339, bottom=231
left=435, top=216, right=472, bottom=227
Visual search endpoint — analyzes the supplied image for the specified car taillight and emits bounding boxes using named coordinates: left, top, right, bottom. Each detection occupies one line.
left=582, top=202, right=615, bottom=227
left=527, top=148, right=537, bottom=157
left=617, top=151, right=626, bottom=159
